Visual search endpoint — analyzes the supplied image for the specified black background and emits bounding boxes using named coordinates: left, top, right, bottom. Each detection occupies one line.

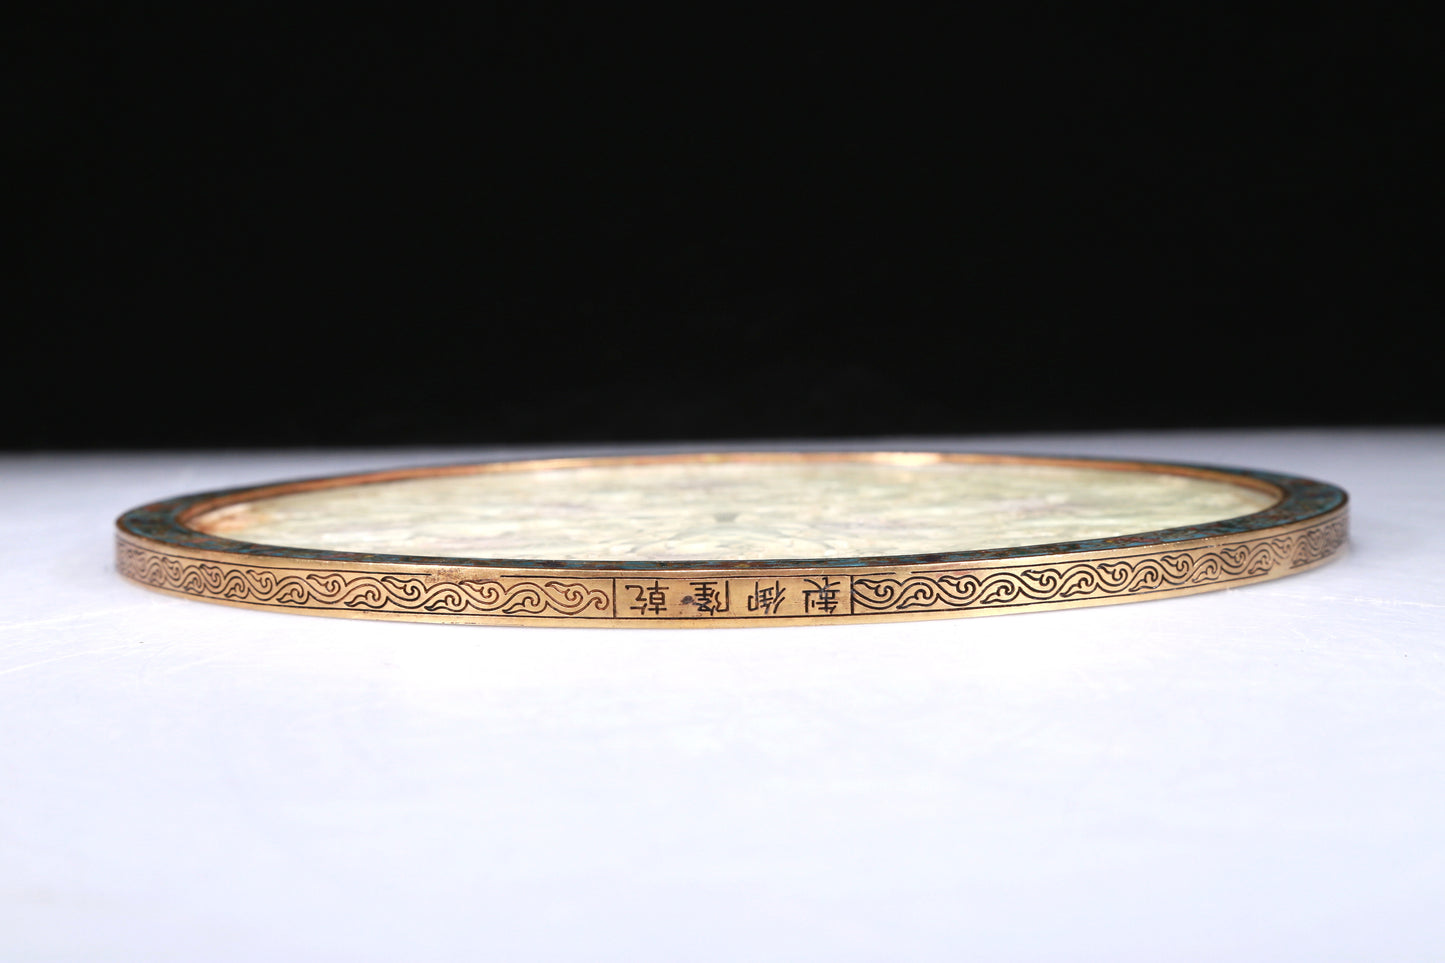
left=11, top=8, right=1438, bottom=449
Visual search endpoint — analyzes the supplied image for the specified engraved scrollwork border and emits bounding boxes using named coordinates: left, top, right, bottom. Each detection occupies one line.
left=850, top=515, right=1347, bottom=615
left=116, top=541, right=613, bottom=618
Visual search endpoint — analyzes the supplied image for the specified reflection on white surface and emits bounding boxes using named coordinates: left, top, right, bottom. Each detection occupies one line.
left=191, top=458, right=1278, bottom=559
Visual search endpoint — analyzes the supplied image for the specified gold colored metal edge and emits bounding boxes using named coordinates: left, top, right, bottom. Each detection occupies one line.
left=114, top=510, right=1348, bottom=627
left=114, top=451, right=1349, bottom=628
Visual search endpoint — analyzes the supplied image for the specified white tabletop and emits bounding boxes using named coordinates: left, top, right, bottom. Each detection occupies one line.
left=4, top=428, right=1442, bottom=962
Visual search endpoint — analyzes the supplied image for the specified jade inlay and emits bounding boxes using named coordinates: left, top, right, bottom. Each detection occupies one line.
left=190, top=459, right=1279, bottom=561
